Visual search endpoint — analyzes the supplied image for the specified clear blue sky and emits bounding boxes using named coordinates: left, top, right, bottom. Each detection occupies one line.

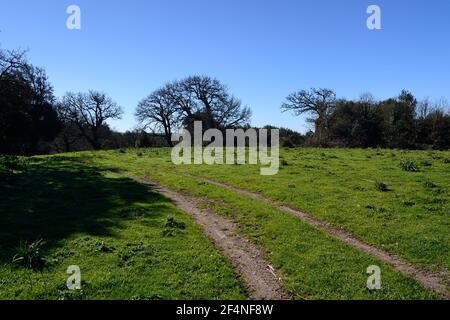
left=1, top=0, right=449, bottom=132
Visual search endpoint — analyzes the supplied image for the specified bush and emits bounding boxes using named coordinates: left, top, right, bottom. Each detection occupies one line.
left=400, top=159, right=419, bottom=172
left=12, top=238, right=46, bottom=270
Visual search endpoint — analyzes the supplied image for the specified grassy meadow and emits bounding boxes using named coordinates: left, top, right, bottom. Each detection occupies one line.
left=0, top=147, right=448, bottom=299
left=0, top=157, right=244, bottom=299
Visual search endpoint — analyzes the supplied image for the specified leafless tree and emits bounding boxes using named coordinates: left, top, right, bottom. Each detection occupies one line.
left=135, top=76, right=251, bottom=145
left=135, top=88, right=179, bottom=147
left=180, top=76, right=251, bottom=129
left=59, top=91, right=123, bottom=149
left=0, top=49, right=27, bottom=80
left=281, top=88, right=336, bottom=145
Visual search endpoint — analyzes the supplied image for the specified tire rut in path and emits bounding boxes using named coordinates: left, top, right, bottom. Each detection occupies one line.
left=185, top=174, right=450, bottom=299
left=126, top=175, right=290, bottom=300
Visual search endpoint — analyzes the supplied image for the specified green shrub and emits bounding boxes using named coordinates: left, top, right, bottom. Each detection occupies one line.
left=400, top=159, right=419, bottom=172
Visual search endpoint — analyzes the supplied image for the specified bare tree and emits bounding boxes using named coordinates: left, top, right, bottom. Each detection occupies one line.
left=135, top=76, right=251, bottom=145
left=281, top=88, right=336, bottom=145
left=59, top=91, right=123, bottom=150
left=180, top=76, right=251, bottom=129
left=0, top=49, right=27, bottom=80
left=417, top=97, right=432, bottom=119
left=135, top=88, right=179, bottom=147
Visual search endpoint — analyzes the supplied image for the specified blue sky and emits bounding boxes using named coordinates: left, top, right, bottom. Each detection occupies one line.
left=1, top=0, right=449, bottom=132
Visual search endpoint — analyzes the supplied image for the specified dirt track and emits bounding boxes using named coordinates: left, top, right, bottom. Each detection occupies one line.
left=185, top=173, right=450, bottom=300
left=127, top=175, right=290, bottom=300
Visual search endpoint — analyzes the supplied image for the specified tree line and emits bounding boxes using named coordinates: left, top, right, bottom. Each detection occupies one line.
left=281, top=88, right=450, bottom=149
left=1, top=48, right=449, bottom=156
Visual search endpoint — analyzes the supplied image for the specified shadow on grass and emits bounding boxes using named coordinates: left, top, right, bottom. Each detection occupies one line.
left=0, top=157, right=172, bottom=264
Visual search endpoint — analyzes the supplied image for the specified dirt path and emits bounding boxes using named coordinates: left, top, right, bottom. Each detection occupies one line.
left=126, top=175, right=290, bottom=300
left=185, top=174, right=450, bottom=299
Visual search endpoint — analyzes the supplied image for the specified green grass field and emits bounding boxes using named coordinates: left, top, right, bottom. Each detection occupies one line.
left=1, top=148, right=448, bottom=299
left=0, top=157, right=244, bottom=299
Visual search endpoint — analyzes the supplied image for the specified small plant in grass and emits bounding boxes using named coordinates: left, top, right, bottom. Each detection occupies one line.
left=365, top=205, right=394, bottom=220
left=352, top=185, right=365, bottom=191
left=162, top=217, right=186, bottom=237
left=374, top=181, right=388, bottom=192
left=443, top=158, right=450, bottom=164
left=57, top=283, right=85, bottom=300
left=118, top=207, right=148, bottom=218
left=420, top=159, right=432, bottom=167
left=423, top=179, right=438, bottom=189
left=59, top=289, right=85, bottom=300
left=12, top=238, right=46, bottom=270
left=164, top=217, right=186, bottom=229
left=91, top=240, right=114, bottom=253
left=400, top=159, right=419, bottom=172
left=117, top=242, right=151, bottom=266
left=126, top=242, right=149, bottom=256
left=162, top=229, right=177, bottom=237
left=402, top=201, right=416, bottom=207
left=281, top=159, right=289, bottom=166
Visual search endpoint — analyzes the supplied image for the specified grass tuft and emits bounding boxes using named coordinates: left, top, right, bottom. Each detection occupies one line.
left=374, top=181, right=389, bottom=192
left=12, top=238, right=46, bottom=270
left=400, top=159, right=419, bottom=172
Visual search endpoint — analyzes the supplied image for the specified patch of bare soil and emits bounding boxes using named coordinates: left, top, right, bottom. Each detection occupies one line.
left=126, top=175, right=290, bottom=300
left=186, top=174, right=450, bottom=300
